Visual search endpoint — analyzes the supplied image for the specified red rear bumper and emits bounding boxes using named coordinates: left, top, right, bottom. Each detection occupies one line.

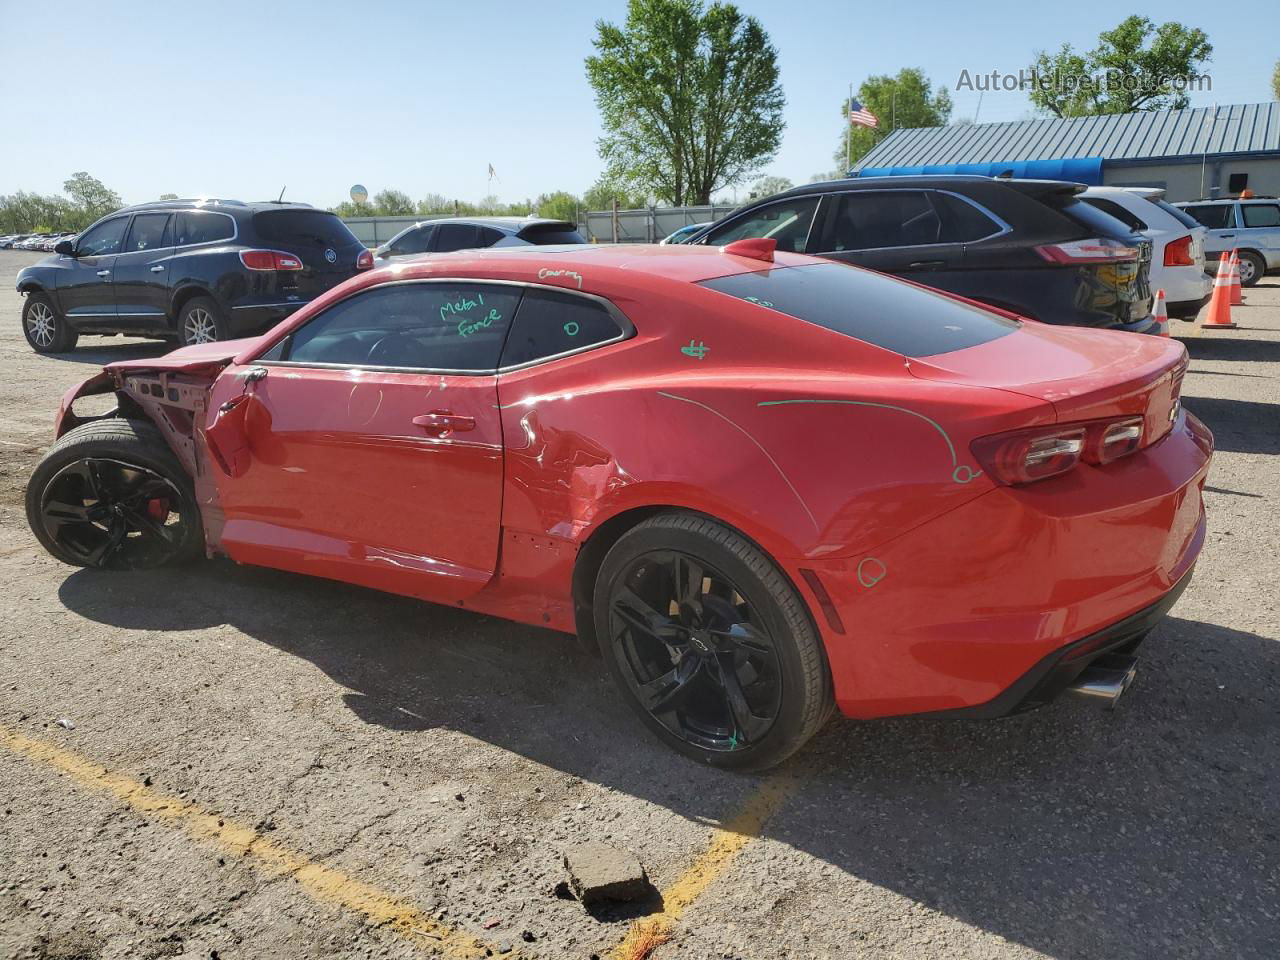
left=790, top=410, right=1212, bottom=719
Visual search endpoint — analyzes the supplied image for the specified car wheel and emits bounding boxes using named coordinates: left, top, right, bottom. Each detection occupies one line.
left=26, top=419, right=204, bottom=570
left=178, top=296, right=227, bottom=346
left=22, top=293, right=78, bottom=353
left=1237, top=251, right=1265, bottom=287
left=594, top=512, right=833, bottom=771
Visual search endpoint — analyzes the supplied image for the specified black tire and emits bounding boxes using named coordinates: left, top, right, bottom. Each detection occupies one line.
left=26, top=419, right=204, bottom=570
left=22, top=292, right=78, bottom=353
left=1237, top=250, right=1266, bottom=288
left=593, top=512, right=833, bottom=771
left=177, top=296, right=228, bottom=346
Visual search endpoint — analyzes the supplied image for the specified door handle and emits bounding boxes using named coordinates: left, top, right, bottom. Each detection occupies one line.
left=412, top=411, right=476, bottom=436
left=150, top=265, right=165, bottom=273
left=1220, top=233, right=1235, bottom=238
left=908, top=259, right=946, bottom=269
left=96, top=269, right=111, bottom=278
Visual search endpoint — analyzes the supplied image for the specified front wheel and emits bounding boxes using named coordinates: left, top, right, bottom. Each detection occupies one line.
left=22, top=293, right=78, bottom=353
left=593, top=513, right=833, bottom=771
left=1237, top=251, right=1265, bottom=287
left=26, top=419, right=204, bottom=570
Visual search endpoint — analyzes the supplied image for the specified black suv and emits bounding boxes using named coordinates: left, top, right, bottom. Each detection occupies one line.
left=16, top=199, right=371, bottom=353
left=690, top=176, right=1155, bottom=333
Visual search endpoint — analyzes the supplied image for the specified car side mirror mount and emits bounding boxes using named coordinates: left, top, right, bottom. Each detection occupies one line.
left=55, top=240, right=75, bottom=256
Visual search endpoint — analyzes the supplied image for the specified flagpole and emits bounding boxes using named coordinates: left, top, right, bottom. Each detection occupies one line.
left=845, top=82, right=852, bottom=176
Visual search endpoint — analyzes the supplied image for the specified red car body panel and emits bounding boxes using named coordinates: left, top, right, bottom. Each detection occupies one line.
left=55, top=245, right=1212, bottom=720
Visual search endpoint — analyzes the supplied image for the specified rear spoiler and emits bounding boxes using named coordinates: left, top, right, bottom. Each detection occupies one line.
left=515, top=221, right=577, bottom=239
left=997, top=179, right=1087, bottom=200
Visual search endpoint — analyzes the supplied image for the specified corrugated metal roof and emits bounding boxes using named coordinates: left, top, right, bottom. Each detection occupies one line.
left=855, top=102, right=1280, bottom=171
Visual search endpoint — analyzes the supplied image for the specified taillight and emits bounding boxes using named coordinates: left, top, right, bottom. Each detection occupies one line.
left=239, top=249, right=304, bottom=271
left=1163, top=234, right=1195, bottom=267
left=972, top=416, right=1148, bottom=486
left=1035, top=238, right=1137, bottom=264
left=356, top=249, right=374, bottom=270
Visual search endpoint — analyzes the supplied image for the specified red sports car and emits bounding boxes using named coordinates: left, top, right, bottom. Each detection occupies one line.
left=27, top=240, right=1212, bottom=770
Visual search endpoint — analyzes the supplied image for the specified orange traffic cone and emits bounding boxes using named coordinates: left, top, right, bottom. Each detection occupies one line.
left=1151, top=288, right=1169, bottom=337
left=1202, top=253, right=1237, bottom=329
left=1228, top=250, right=1245, bottom=305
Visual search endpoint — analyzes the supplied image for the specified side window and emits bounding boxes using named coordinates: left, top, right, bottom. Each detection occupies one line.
left=76, top=218, right=128, bottom=256
left=282, top=283, right=520, bottom=371
left=1182, top=204, right=1233, bottom=230
left=825, top=191, right=940, bottom=251
left=390, top=225, right=433, bottom=256
left=1241, top=204, right=1280, bottom=228
left=501, top=289, right=624, bottom=367
left=930, top=193, right=1003, bottom=242
left=1081, top=197, right=1147, bottom=231
left=174, top=211, right=235, bottom=246
left=704, top=196, right=820, bottom=253
left=476, top=226, right=505, bottom=247
left=123, top=213, right=171, bottom=253
left=433, top=224, right=480, bottom=252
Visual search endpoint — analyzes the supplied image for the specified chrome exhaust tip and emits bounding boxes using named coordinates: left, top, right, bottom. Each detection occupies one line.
left=1065, top=655, right=1138, bottom=710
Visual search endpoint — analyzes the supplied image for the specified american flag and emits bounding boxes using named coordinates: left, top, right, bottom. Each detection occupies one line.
left=848, top=99, right=879, bottom=128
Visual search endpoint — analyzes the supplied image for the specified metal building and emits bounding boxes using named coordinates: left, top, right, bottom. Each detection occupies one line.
left=853, top=102, right=1280, bottom=201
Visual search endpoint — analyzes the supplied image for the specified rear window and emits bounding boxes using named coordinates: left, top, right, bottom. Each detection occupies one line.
left=1054, top=197, right=1138, bottom=239
left=518, top=224, right=586, bottom=245
left=1151, top=199, right=1202, bottom=230
left=253, top=210, right=358, bottom=247
left=1082, top=197, right=1147, bottom=231
left=698, top=263, right=1018, bottom=358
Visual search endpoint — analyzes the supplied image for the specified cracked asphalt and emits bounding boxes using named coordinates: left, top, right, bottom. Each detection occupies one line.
left=0, top=248, right=1277, bottom=959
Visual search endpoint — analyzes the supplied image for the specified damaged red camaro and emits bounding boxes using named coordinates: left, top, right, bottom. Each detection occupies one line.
left=26, top=242, right=1213, bottom=769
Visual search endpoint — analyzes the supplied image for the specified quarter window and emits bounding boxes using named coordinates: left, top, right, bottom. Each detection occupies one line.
left=123, top=213, right=171, bottom=253
left=825, top=191, right=942, bottom=251
left=1241, top=204, right=1280, bottom=228
left=173, top=211, right=235, bottom=246
left=76, top=218, right=128, bottom=257
left=280, top=283, right=520, bottom=371
left=931, top=193, right=1003, bottom=242
left=501, top=289, right=624, bottom=367
left=1182, top=204, right=1234, bottom=230
left=704, top=196, right=820, bottom=254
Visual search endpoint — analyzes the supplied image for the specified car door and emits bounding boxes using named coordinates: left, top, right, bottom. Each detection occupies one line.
left=431, top=223, right=481, bottom=252
left=58, top=215, right=129, bottom=323
left=110, top=212, right=173, bottom=329
left=813, top=190, right=965, bottom=277
left=209, top=279, right=518, bottom=604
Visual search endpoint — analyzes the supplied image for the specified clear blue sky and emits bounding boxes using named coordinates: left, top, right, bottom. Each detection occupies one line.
left=0, top=0, right=1271, bottom=208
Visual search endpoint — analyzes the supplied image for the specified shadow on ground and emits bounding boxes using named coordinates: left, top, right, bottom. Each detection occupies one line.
left=43, top=339, right=171, bottom=366
left=1181, top=396, right=1280, bottom=455
left=56, top=561, right=1280, bottom=960
left=1182, top=336, right=1280, bottom=364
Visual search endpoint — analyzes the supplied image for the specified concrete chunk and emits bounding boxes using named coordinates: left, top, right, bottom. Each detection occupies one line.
left=561, top=842, right=648, bottom=904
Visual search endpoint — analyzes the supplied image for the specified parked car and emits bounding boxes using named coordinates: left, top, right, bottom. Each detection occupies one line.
left=27, top=241, right=1210, bottom=770
left=1082, top=187, right=1211, bottom=319
left=373, top=217, right=584, bottom=261
left=687, top=175, right=1156, bottom=333
left=1174, top=196, right=1280, bottom=286
left=660, top=223, right=708, bottom=244
left=15, top=199, right=372, bottom=353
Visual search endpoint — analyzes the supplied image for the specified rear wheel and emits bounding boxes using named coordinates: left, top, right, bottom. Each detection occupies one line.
left=594, top=513, right=832, bottom=771
left=26, top=419, right=203, bottom=570
left=178, top=296, right=227, bottom=346
left=22, top=293, right=78, bottom=353
left=1237, top=251, right=1265, bottom=287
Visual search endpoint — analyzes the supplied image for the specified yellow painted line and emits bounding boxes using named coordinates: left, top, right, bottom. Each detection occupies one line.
left=609, top=770, right=801, bottom=960
left=0, top=725, right=522, bottom=959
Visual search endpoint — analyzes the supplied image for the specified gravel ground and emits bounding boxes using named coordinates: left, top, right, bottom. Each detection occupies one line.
left=0, top=247, right=1276, bottom=960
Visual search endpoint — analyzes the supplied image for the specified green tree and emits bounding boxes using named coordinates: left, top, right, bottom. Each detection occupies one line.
left=62, top=172, right=122, bottom=221
left=329, top=200, right=368, bottom=218
left=1272, top=59, right=1280, bottom=100
left=583, top=176, right=648, bottom=211
left=535, top=191, right=581, bottom=222
left=833, top=68, right=952, bottom=173
left=1028, top=16, right=1212, bottom=117
left=417, top=193, right=453, bottom=215
left=586, top=0, right=785, bottom=204
left=371, top=189, right=414, bottom=216
left=748, top=175, right=792, bottom=199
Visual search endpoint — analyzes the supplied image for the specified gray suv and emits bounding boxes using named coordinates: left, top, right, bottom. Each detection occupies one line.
left=1175, top=197, right=1280, bottom=286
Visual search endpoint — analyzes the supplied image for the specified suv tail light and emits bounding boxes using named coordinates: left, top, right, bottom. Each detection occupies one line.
left=1163, top=234, right=1195, bottom=267
left=239, top=249, right=304, bottom=271
left=356, top=249, right=374, bottom=270
left=1035, top=238, right=1138, bottom=264
left=972, top=416, right=1147, bottom=486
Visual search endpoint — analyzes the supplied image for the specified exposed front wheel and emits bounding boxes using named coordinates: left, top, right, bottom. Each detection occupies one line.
left=178, top=296, right=227, bottom=346
left=594, top=513, right=833, bottom=771
left=22, top=293, right=78, bottom=353
left=26, top=419, right=204, bottom=570
left=1237, top=251, right=1265, bottom=287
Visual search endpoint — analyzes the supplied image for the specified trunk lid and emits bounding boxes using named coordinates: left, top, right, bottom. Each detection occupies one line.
left=910, top=322, right=1187, bottom=445
left=251, top=209, right=365, bottom=299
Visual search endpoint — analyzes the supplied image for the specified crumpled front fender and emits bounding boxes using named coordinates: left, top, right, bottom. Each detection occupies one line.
left=53, top=372, right=115, bottom=439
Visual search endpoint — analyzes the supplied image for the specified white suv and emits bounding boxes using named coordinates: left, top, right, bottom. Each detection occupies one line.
left=1175, top=197, right=1280, bottom=286
left=1082, top=187, right=1211, bottom=319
